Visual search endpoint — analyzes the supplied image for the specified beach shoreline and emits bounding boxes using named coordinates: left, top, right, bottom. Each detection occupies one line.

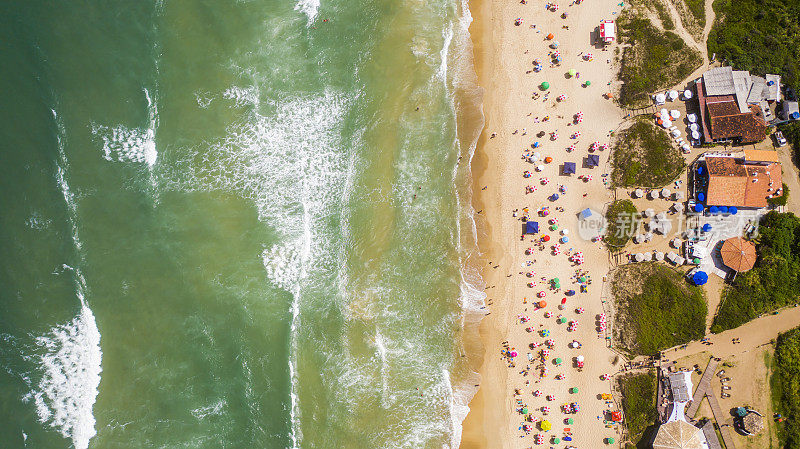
left=460, top=0, right=626, bottom=446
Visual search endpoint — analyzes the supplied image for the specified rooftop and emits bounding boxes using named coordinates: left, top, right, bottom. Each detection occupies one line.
left=704, top=156, right=782, bottom=208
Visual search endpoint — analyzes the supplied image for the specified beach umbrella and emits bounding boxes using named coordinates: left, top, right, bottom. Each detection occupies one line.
left=541, top=329, right=550, bottom=337
left=668, top=90, right=679, bottom=100
left=670, top=109, right=680, bottom=119
left=535, top=434, right=544, bottom=445
left=599, top=313, right=606, bottom=321
left=693, top=203, right=704, bottom=213
left=568, top=68, right=576, bottom=77
left=540, top=420, right=552, bottom=431
left=692, top=130, right=701, bottom=140
left=607, top=437, right=615, bottom=444
left=661, top=188, right=671, bottom=198
left=576, top=307, right=584, bottom=314
left=576, top=355, right=584, bottom=362
left=688, top=113, right=697, bottom=123
left=571, top=132, right=581, bottom=139
left=584, top=81, right=591, bottom=86
left=591, top=141, right=599, bottom=150
left=579, top=276, right=587, bottom=283
left=558, top=317, right=566, bottom=324
left=550, top=132, right=558, bottom=140
left=633, top=188, right=643, bottom=198
left=546, top=338, right=555, bottom=346
left=567, top=144, right=576, bottom=152
left=554, top=358, right=563, bottom=365
left=534, top=390, right=542, bottom=396
left=550, top=224, right=558, bottom=231
left=684, top=90, right=693, bottom=99
left=553, top=437, right=561, bottom=444
left=543, top=235, right=551, bottom=242
left=692, top=270, right=708, bottom=285
left=558, top=94, right=567, bottom=102
left=561, top=236, right=569, bottom=243
left=654, top=251, right=664, bottom=261
left=536, top=164, right=544, bottom=172
left=546, top=394, right=555, bottom=401
left=689, top=123, right=699, bottom=132
left=545, top=156, right=553, bottom=163
left=729, top=206, right=738, bottom=215
left=566, top=417, right=574, bottom=425
left=550, top=41, right=560, bottom=49
left=584, top=53, right=593, bottom=61
left=541, top=81, right=550, bottom=90
left=546, top=33, right=554, bottom=40
left=522, top=406, right=528, bottom=414
left=602, top=374, right=610, bottom=380
left=600, top=143, right=608, bottom=151
left=570, top=387, right=578, bottom=393
left=541, top=177, right=550, bottom=184
left=561, top=228, right=569, bottom=235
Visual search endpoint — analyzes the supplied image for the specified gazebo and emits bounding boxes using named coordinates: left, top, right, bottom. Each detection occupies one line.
left=720, top=237, right=757, bottom=272
left=652, top=420, right=705, bottom=449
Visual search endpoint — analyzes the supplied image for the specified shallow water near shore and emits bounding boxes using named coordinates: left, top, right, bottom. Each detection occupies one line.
left=0, top=1, right=485, bottom=448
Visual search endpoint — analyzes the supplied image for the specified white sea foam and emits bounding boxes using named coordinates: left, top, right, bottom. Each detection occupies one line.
left=191, top=399, right=227, bottom=420
left=92, top=89, right=158, bottom=167
left=294, top=0, right=320, bottom=25
left=195, top=90, right=215, bottom=108
left=222, top=85, right=260, bottom=108
left=25, top=305, right=102, bottom=449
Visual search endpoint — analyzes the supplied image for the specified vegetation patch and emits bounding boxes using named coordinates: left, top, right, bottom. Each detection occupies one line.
left=605, top=199, right=638, bottom=248
left=612, top=263, right=707, bottom=355
left=772, top=326, right=800, bottom=448
left=617, top=11, right=702, bottom=107
left=712, top=212, right=800, bottom=332
left=630, top=0, right=675, bottom=30
left=708, top=0, right=800, bottom=92
left=611, top=117, right=686, bottom=187
left=767, top=183, right=790, bottom=207
left=618, top=370, right=658, bottom=445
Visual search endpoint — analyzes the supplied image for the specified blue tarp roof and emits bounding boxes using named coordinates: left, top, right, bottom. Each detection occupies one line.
left=579, top=208, right=592, bottom=220
left=525, top=221, right=539, bottom=234
left=587, top=154, right=600, bottom=166
left=692, top=270, right=708, bottom=285
left=563, top=162, right=576, bottom=174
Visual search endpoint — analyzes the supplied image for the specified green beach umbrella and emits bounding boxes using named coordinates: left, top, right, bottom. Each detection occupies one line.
left=571, top=387, right=579, bottom=393
left=607, top=437, right=615, bottom=444
left=693, top=257, right=701, bottom=264
left=541, top=81, right=550, bottom=90
left=579, top=276, right=587, bottom=283
left=522, top=407, right=528, bottom=414
left=555, top=357, right=562, bottom=364
left=550, top=224, right=558, bottom=231
left=553, top=438, right=561, bottom=444
left=558, top=317, right=566, bottom=324
left=567, top=418, right=574, bottom=424
left=568, top=69, right=576, bottom=77
left=585, top=80, right=591, bottom=86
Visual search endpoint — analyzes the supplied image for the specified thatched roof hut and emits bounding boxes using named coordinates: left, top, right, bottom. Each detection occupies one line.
left=742, top=411, right=764, bottom=435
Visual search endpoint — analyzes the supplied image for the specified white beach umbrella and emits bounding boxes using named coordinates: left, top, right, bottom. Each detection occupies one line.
left=670, top=109, right=680, bottom=119
left=689, top=123, right=699, bottom=132
left=661, top=188, right=671, bottom=198
left=671, top=238, right=681, bottom=248
left=643, top=252, right=653, bottom=261
left=536, top=164, right=545, bottom=172
left=634, top=188, right=643, bottom=198
left=683, top=90, right=693, bottom=99
left=561, top=229, right=569, bottom=235
left=671, top=129, right=681, bottom=138
left=681, top=143, right=691, bottom=153
left=576, top=355, right=585, bottom=362
left=656, top=212, right=668, bottom=221
left=668, top=90, right=679, bottom=100
left=688, top=113, right=697, bottom=123
left=644, top=232, right=654, bottom=241
left=644, top=208, right=655, bottom=218
left=672, top=202, right=684, bottom=213
left=635, top=253, right=644, bottom=262
left=692, top=130, right=701, bottom=140
left=654, top=251, right=665, bottom=261
left=660, top=108, right=669, bottom=117
left=649, top=190, right=661, bottom=200
left=633, top=234, right=643, bottom=244
left=663, top=119, right=673, bottom=128
left=655, top=93, right=666, bottom=104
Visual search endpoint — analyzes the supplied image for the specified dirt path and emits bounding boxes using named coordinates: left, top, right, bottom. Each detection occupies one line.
left=673, top=0, right=718, bottom=87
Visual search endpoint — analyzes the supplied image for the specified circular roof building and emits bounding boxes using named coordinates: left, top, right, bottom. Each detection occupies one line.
left=720, top=237, right=757, bottom=272
left=652, top=420, right=705, bottom=449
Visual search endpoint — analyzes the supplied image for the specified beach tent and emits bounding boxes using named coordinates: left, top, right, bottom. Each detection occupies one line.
left=587, top=154, right=600, bottom=167
left=692, top=270, right=708, bottom=285
left=526, top=221, right=539, bottom=234
left=578, top=208, right=593, bottom=220
left=563, top=162, right=576, bottom=175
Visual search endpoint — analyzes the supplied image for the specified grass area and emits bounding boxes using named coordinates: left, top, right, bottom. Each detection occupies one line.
left=772, top=327, right=800, bottom=448
left=617, top=10, right=702, bottom=107
left=712, top=212, right=800, bottom=332
left=611, top=117, right=686, bottom=187
left=682, top=0, right=706, bottom=27
left=708, top=0, right=800, bottom=92
left=618, top=371, right=658, bottom=445
left=612, top=264, right=707, bottom=355
left=630, top=0, right=675, bottom=29
left=605, top=199, right=638, bottom=248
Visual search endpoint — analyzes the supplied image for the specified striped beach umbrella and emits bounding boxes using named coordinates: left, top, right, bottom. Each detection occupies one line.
left=541, top=406, right=550, bottom=414
left=541, top=177, right=550, bottom=184
left=533, top=389, right=542, bottom=396
left=584, top=53, right=593, bottom=61
left=600, top=143, right=609, bottom=151
left=571, top=132, right=581, bottom=139
left=535, top=434, right=544, bottom=445
left=576, top=307, right=585, bottom=314
left=546, top=394, right=555, bottom=401
left=557, top=94, right=566, bottom=102
left=544, top=311, right=552, bottom=318
left=567, top=144, right=576, bottom=152
left=540, top=349, right=550, bottom=357
left=546, top=339, right=555, bottom=347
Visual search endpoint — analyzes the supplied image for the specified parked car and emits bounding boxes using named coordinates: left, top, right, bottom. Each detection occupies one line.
left=774, top=130, right=787, bottom=147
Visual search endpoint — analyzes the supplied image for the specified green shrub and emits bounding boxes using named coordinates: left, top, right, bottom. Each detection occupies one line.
left=612, top=118, right=685, bottom=188
left=618, top=371, right=658, bottom=444
left=768, top=183, right=789, bottom=207
left=605, top=199, right=639, bottom=248
left=773, top=327, right=800, bottom=448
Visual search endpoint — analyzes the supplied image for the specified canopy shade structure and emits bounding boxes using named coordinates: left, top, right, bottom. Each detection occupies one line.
left=721, top=237, right=757, bottom=272
left=587, top=154, right=600, bottom=167
left=652, top=420, right=705, bottom=449
left=525, top=221, right=540, bottom=234
left=563, top=162, right=576, bottom=174
left=599, top=20, right=616, bottom=43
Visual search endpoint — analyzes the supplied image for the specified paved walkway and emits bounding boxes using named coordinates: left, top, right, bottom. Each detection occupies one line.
left=686, top=358, right=718, bottom=418
left=706, top=391, right=737, bottom=449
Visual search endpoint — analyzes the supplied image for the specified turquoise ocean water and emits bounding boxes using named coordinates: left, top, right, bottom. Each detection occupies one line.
left=0, top=1, right=485, bottom=448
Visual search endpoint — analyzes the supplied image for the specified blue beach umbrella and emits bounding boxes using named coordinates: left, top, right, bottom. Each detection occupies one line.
left=719, top=206, right=729, bottom=214
left=702, top=223, right=712, bottom=232
left=709, top=205, right=719, bottom=214
left=692, top=270, right=708, bottom=286
left=693, top=203, right=704, bottom=213
left=729, top=206, right=738, bottom=215
left=698, top=192, right=705, bottom=202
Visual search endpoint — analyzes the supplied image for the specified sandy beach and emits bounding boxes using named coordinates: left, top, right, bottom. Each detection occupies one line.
left=462, top=0, right=628, bottom=447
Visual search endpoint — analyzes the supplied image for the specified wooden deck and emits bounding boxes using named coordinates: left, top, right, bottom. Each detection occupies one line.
left=686, top=358, right=718, bottom=418
left=706, top=390, right=737, bottom=449
left=702, top=420, right=724, bottom=449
